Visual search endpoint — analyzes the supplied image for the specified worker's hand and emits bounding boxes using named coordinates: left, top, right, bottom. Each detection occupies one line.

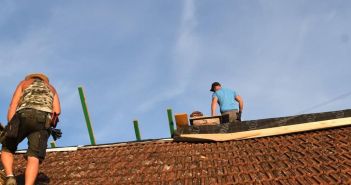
left=50, top=128, right=62, bottom=141
left=51, top=113, right=60, bottom=128
left=237, top=111, right=242, bottom=121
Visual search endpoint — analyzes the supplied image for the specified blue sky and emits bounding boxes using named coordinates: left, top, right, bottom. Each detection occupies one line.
left=0, top=0, right=350, bottom=148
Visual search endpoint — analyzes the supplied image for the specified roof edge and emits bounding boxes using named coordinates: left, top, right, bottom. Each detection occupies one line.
left=13, top=138, right=174, bottom=153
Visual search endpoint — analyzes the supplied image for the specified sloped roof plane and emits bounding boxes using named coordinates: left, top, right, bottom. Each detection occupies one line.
left=1, top=110, right=351, bottom=184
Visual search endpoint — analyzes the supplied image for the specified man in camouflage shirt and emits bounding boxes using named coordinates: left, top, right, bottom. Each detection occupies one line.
left=1, top=73, right=61, bottom=185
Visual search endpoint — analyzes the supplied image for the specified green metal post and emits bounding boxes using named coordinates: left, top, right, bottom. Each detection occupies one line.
left=78, top=86, right=96, bottom=145
left=167, top=108, right=175, bottom=136
left=50, top=141, right=56, bottom=148
left=133, top=120, right=141, bottom=141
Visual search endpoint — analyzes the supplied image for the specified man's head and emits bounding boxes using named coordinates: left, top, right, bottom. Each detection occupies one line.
left=210, top=82, right=221, bottom=92
left=25, top=73, right=49, bottom=83
left=190, top=111, right=204, bottom=118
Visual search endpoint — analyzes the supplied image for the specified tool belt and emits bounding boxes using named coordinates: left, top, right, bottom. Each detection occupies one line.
left=5, top=109, right=51, bottom=139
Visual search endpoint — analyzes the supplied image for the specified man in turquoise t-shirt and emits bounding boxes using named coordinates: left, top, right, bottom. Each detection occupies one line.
left=210, top=82, right=244, bottom=123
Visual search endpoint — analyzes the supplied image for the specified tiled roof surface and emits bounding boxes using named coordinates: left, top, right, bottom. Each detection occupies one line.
left=8, top=125, right=351, bottom=184
left=176, top=109, right=351, bottom=135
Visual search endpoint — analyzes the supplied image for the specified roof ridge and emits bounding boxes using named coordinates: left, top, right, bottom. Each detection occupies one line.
left=13, top=138, right=174, bottom=153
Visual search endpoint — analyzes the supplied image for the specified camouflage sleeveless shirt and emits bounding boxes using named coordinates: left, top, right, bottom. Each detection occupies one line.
left=16, top=79, right=54, bottom=113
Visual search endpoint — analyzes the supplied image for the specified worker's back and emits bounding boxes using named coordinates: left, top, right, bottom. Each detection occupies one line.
left=213, top=88, right=239, bottom=112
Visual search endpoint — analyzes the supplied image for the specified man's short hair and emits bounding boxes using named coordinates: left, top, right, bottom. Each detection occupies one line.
left=210, top=82, right=221, bottom=92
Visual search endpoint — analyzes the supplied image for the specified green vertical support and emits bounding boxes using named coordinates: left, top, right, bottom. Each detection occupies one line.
left=133, top=120, right=141, bottom=141
left=50, top=141, right=56, bottom=148
left=78, top=86, right=96, bottom=145
left=167, top=108, right=175, bottom=137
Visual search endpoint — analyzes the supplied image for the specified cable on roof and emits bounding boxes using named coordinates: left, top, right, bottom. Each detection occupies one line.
left=271, top=90, right=351, bottom=126
left=296, top=90, right=351, bottom=115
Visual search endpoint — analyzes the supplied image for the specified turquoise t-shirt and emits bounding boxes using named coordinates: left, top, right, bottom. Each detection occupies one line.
left=212, top=88, right=239, bottom=113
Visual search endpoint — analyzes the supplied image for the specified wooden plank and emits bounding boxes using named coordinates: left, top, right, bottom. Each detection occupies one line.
left=190, top=115, right=222, bottom=121
left=178, top=117, right=351, bottom=141
left=176, top=109, right=351, bottom=135
left=192, top=118, right=220, bottom=126
left=175, top=113, right=189, bottom=128
left=190, top=115, right=223, bottom=125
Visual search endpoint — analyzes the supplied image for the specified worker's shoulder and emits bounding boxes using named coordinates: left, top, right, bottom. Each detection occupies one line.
left=47, top=83, right=58, bottom=95
left=17, top=79, right=31, bottom=89
left=221, top=88, right=239, bottom=96
left=221, top=87, right=235, bottom=93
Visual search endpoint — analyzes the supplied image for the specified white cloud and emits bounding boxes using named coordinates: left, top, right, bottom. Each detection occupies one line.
left=173, top=0, right=199, bottom=85
left=137, top=0, right=200, bottom=112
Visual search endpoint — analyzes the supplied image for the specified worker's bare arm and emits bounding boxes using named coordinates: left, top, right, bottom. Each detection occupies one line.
left=7, top=81, right=24, bottom=121
left=235, top=95, right=244, bottom=112
left=211, top=97, right=218, bottom=116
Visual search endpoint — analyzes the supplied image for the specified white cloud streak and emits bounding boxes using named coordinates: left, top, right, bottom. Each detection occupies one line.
left=137, top=0, right=199, bottom=112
